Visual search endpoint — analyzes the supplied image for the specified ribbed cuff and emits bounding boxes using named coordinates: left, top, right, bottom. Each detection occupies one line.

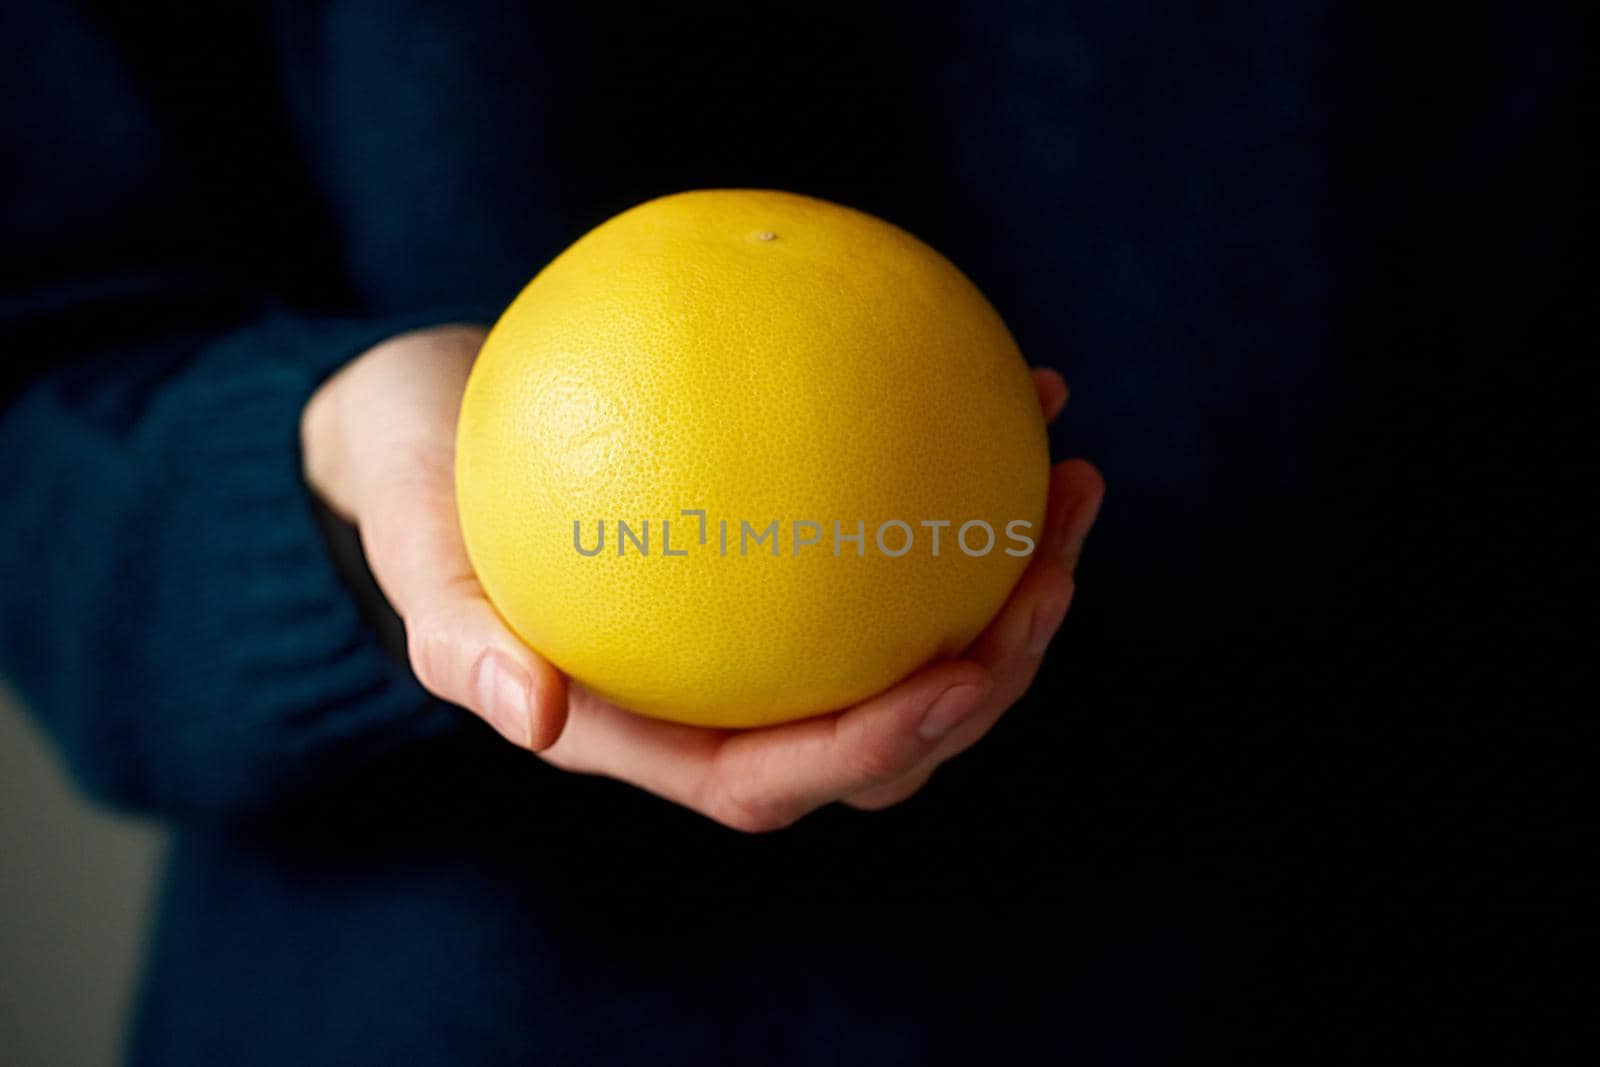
left=151, top=312, right=477, bottom=817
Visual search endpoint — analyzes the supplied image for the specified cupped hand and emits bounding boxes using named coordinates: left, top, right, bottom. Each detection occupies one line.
left=302, top=325, right=1104, bottom=832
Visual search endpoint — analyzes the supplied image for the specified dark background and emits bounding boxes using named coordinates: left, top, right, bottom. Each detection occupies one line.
left=3, top=1, right=1589, bottom=1063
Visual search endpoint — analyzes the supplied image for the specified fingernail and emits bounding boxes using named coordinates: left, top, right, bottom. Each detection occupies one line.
left=1026, top=587, right=1074, bottom=656
left=919, top=684, right=987, bottom=742
left=476, top=653, right=530, bottom=746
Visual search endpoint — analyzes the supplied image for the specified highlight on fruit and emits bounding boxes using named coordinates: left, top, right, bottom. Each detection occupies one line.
left=571, top=514, right=1038, bottom=559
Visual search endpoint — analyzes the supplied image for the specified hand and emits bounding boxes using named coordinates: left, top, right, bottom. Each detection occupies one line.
left=302, top=325, right=1104, bottom=831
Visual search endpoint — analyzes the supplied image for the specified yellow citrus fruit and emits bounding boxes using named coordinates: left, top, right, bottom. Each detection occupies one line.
left=456, top=190, right=1047, bottom=728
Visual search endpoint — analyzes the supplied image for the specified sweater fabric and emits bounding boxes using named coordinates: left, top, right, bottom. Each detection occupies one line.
left=1, top=2, right=1582, bottom=1063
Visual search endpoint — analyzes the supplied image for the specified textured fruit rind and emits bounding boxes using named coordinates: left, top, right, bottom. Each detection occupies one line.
left=456, top=189, right=1048, bottom=727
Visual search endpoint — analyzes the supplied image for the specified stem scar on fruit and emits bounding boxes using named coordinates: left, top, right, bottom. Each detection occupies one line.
left=754, top=230, right=778, bottom=241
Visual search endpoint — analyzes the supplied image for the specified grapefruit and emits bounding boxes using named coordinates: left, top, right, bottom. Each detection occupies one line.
left=456, top=190, right=1047, bottom=728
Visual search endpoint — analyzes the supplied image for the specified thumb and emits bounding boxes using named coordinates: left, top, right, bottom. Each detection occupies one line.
left=405, top=594, right=568, bottom=751
left=361, top=475, right=568, bottom=750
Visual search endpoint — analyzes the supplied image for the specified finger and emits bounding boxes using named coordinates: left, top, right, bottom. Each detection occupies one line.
left=918, top=561, right=1078, bottom=768
left=920, top=460, right=1099, bottom=756
left=842, top=764, right=936, bottom=812
left=361, top=466, right=569, bottom=751
left=538, top=686, right=725, bottom=799
left=1030, top=367, right=1069, bottom=423
left=840, top=563, right=1074, bottom=814
left=545, top=663, right=991, bottom=833
left=911, top=466, right=1098, bottom=764
left=543, top=661, right=1000, bottom=831
left=549, top=464, right=1103, bottom=820
left=841, top=464, right=1101, bottom=809
left=970, top=559, right=1073, bottom=697
left=701, top=662, right=993, bottom=832
left=404, top=590, right=569, bottom=751
left=1039, top=458, right=1105, bottom=571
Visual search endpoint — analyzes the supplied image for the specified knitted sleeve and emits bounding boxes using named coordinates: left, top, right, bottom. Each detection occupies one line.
left=0, top=312, right=467, bottom=820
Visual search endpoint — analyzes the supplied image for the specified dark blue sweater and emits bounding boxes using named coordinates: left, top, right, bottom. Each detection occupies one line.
left=2, top=2, right=1581, bottom=1063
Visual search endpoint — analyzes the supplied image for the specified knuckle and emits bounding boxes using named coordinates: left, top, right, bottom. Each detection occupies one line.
left=841, top=736, right=909, bottom=783
left=405, top=620, right=457, bottom=700
left=838, top=723, right=915, bottom=780
left=703, top=779, right=795, bottom=835
left=845, top=788, right=905, bottom=813
left=992, top=661, right=1042, bottom=710
left=846, top=771, right=933, bottom=812
left=1012, top=665, right=1045, bottom=705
